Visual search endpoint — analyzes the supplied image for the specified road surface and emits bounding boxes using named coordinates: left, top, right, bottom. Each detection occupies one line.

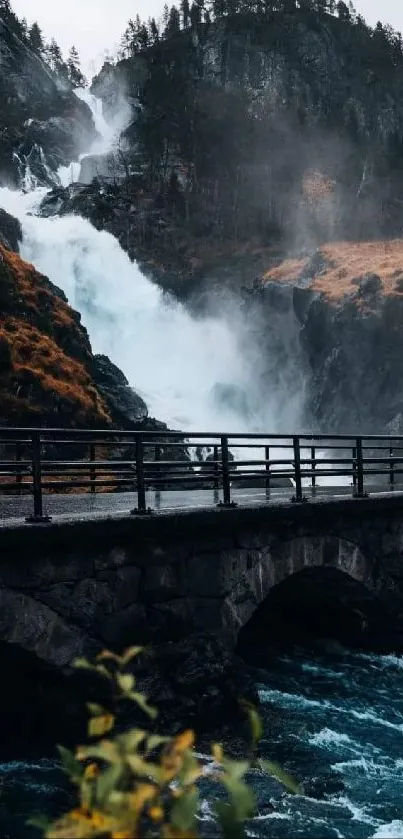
left=0, top=483, right=392, bottom=523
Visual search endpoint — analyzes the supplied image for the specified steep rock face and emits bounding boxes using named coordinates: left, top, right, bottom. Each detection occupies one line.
left=0, top=208, right=21, bottom=252
left=0, top=16, right=96, bottom=185
left=260, top=242, right=403, bottom=433
left=92, top=355, right=148, bottom=425
left=0, top=243, right=111, bottom=426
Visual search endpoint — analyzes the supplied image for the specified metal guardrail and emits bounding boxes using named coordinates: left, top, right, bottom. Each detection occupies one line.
left=0, top=428, right=403, bottom=523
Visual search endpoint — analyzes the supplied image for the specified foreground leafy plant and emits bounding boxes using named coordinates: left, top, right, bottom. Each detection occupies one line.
left=39, top=646, right=299, bottom=839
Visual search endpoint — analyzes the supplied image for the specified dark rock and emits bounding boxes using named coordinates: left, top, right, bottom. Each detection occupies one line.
left=356, top=273, right=382, bottom=297
left=0, top=209, right=21, bottom=252
left=127, top=632, right=260, bottom=735
left=298, top=250, right=330, bottom=283
left=300, top=773, right=345, bottom=798
left=92, top=354, right=148, bottom=424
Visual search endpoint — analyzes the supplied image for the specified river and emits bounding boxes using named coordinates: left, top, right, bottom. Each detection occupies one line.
left=1, top=648, right=402, bottom=838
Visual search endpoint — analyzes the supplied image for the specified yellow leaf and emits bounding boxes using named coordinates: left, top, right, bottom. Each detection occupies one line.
left=97, top=650, right=122, bottom=664
left=84, top=763, right=99, bottom=780
left=173, top=729, right=194, bottom=753
left=212, top=743, right=224, bottom=764
left=149, top=804, right=164, bottom=822
left=121, top=645, right=144, bottom=665
left=88, top=714, right=115, bottom=738
left=129, top=782, right=157, bottom=812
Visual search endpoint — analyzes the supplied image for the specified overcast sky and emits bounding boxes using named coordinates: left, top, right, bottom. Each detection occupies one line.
left=10, top=0, right=403, bottom=77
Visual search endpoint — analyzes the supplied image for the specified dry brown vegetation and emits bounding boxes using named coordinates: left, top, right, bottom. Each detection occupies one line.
left=0, top=245, right=111, bottom=426
left=263, top=240, right=403, bottom=302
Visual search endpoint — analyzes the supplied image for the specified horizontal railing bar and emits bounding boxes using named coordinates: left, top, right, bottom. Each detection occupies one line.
left=6, top=427, right=403, bottom=442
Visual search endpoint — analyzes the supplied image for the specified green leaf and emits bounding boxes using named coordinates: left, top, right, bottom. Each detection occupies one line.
left=221, top=774, right=256, bottom=822
left=177, top=749, right=201, bottom=786
left=27, top=815, right=51, bottom=830
left=77, top=741, right=119, bottom=764
left=116, top=672, right=135, bottom=694
left=222, top=758, right=250, bottom=781
left=73, top=657, right=93, bottom=671
left=128, top=691, right=158, bottom=719
left=118, top=728, right=147, bottom=752
left=57, top=745, right=84, bottom=784
left=240, top=700, right=263, bottom=747
left=171, top=786, right=199, bottom=832
left=258, top=759, right=301, bottom=794
left=145, top=734, right=170, bottom=753
left=94, top=664, right=113, bottom=680
left=214, top=801, right=248, bottom=839
left=86, top=702, right=108, bottom=717
left=95, top=763, right=123, bottom=806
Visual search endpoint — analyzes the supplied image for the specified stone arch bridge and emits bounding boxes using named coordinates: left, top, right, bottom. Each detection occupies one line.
left=1, top=493, right=403, bottom=667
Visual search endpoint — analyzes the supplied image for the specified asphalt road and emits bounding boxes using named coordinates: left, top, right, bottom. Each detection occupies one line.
left=0, top=483, right=377, bottom=523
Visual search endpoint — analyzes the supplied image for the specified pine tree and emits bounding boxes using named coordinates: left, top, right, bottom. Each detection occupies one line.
left=181, top=0, right=190, bottom=27
left=189, top=2, right=201, bottom=28
left=28, top=21, right=44, bottom=54
left=45, top=38, right=69, bottom=83
left=67, top=45, right=86, bottom=87
left=166, top=5, right=181, bottom=37
left=336, top=0, right=350, bottom=21
left=162, top=4, right=170, bottom=31
left=138, top=24, right=150, bottom=50
left=149, top=18, right=160, bottom=45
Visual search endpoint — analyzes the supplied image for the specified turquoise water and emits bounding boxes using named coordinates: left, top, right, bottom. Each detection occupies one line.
left=3, top=650, right=403, bottom=838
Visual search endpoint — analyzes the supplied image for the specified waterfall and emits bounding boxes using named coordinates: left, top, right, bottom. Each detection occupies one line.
left=0, top=91, right=305, bottom=438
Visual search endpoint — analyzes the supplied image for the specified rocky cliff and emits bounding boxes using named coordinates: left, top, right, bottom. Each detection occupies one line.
left=0, top=14, right=95, bottom=186
left=88, top=2, right=403, bottom=268
left=0, top=234, right=111, bottom=427
left=253, top=241, right=403, bottom=433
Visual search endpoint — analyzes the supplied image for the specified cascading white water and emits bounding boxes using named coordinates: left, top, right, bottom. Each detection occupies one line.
left=0, top=91, right=309, bottom=470
left=58, top=89, right=131, bottom=187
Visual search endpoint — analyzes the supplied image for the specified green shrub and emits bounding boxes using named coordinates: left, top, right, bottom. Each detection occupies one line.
left=37, top=646, right=299, bottom=839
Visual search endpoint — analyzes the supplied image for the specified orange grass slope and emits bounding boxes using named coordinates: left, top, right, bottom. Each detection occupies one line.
left=263, top=241, right=403, bottom=303
left=0, top=244, right=111, bottom=426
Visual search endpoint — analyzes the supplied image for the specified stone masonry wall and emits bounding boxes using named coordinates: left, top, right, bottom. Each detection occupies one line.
left=1, top=495, right=403, bottom=667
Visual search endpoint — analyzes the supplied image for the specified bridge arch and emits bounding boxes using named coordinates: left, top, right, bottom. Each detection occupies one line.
left=214, top=534, right=377, bottom=646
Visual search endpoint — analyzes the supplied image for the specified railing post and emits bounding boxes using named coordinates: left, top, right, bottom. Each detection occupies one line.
left=352, top=446, right=357, bottom=489
left=89, top=443, right=96, bottom=494
left=291, top=436, right=307, bottom=503
left=389, top=447, right=395, bottom=490
left=25, top=432, right=51, bottom=523
left=213, top=444, right=219, bottom=503
left=217, top=435, right=236, bottom=508
left=265, top=445, right=270, bottom=499
left=311, top=446, right=316, bottom=490
left=15, top=441, right=22, bottom=496
left=154, top=444, right=161, bottom=509
left=130, top=435, right=151, bottom=515
left=353, top=437, right=368, bottom=499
